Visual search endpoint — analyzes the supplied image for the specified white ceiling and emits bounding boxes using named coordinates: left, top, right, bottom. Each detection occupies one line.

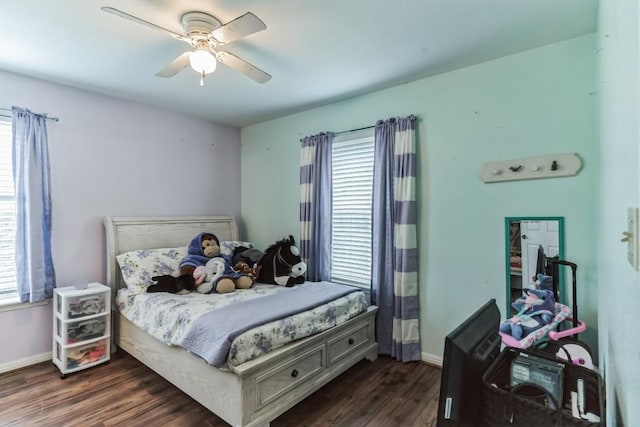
left=0, top=1, right=597, bottom=128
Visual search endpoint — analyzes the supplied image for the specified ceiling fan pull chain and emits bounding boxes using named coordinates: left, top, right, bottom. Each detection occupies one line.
left=200, top=70, right=205, bottom=87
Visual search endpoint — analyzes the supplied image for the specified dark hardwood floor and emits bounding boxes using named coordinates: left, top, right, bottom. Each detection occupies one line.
left=0, top=351, right=440, bottom=427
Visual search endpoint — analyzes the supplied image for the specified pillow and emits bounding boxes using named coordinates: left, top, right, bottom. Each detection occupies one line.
left=116, top=247, right=188, bottom=291
left=219, top=240, right=254, bottom=256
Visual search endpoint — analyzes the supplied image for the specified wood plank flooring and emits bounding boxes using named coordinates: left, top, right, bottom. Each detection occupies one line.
left=0, top=351, right=441, bottom=427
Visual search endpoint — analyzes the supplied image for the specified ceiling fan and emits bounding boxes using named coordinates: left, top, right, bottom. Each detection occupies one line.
left=101, top=6, right=271, bottom=86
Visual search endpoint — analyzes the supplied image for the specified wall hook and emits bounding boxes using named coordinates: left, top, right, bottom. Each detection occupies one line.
left=509, top=165, right=523, bottom=172
left=551, top=160, right=558, bottom=171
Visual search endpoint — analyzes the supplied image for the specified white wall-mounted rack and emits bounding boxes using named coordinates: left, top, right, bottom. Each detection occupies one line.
left=480, top=153, right=582, bottom=183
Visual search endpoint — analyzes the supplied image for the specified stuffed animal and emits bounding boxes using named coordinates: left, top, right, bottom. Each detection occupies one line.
left=232, top=247, right=264, bottom=267
left=257, top=235, right=306, bottom=286
left=229, top=246, right=263, bottom=283
left=535, top=273, right=554, bottom=292
left=499, top=288, right=555, bottom=340
left=233, top=261, right=262, bottom=282
left=193, top=255, right=253, bottom=294
left=179, top=232, right=221, bottom=277
left=147, top=274, right=195, bottom=294
left=193, top=258, right=226, bottom=292
left=146, top=232, right=224, bottom=294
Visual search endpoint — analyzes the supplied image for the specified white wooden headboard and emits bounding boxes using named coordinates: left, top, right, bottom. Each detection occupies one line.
left=103, top=216, right=239, bottom=298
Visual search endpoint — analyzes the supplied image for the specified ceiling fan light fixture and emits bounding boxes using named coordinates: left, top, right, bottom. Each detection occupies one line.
left=189, top=49, right=217, bottom=74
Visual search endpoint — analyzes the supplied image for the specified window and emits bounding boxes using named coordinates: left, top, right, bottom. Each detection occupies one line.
left=0, top=118, right=17, bottom=300
left=330, top=130, right=374, bottom=288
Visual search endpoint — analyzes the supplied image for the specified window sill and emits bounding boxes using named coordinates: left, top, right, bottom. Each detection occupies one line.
left=0, top=297, right=49, bottom=313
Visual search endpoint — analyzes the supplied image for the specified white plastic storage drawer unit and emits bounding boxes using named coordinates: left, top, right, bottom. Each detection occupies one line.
left=52, top=283, right=111, bottom=378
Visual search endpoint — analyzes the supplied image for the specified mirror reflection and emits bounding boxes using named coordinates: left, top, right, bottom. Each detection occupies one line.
left=506, top=217, right=564, bottom=314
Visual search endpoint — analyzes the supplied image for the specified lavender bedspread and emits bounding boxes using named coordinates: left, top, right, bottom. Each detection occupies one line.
left=180, top=281, right=359, bottom=367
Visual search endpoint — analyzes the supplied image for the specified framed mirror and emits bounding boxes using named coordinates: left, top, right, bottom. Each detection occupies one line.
left=505, top=217, right=565, bottom=315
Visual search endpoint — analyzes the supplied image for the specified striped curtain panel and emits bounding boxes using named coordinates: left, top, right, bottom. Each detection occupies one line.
left=372, top=115, right=420, bottom=362
left=299, top=132, right=333, bottom=281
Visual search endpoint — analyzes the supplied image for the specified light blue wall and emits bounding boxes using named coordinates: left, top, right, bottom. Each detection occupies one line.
left=596, top=0, right=640, bottom=424
left=241, top=35, right=597, bottom=360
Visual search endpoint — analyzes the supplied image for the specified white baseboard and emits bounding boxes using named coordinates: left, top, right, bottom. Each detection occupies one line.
left=0, top=352, right=51, bottom=374
left=422, top=352, right=442, bottom=368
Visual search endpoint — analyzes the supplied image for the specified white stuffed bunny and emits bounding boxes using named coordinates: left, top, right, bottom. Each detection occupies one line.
left=193, top=257, right=227, bottom=293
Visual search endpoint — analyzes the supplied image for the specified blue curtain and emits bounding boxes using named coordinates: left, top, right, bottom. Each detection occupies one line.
left=298, top=119, right=421, bottom=363
left=299, top=132, right=333, bottom=281
left=372, top=115, right=420, bottom=362
left=12, top=107, right=56, bottom=302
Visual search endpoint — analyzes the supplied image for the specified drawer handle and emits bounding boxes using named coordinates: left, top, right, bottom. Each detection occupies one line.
left=348, top=338, right=354, bottom=345
left=291, top=369, right=299, bottom=378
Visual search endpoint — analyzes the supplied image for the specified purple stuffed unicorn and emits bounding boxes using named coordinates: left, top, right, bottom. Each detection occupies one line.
left=499, top=289, right=555, bottom=340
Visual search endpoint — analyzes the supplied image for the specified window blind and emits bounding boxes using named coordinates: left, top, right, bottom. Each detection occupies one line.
left=0, top=119, right=17, bottom=298
left=331, top=135, right=374, bottom=287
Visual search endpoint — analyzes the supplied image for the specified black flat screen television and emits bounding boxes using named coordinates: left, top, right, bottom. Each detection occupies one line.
left=437, top=298, right=501, bottom=427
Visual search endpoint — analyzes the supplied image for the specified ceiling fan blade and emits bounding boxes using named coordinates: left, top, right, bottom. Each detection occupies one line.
left=211, top=12, right=266, bottom=44
left=155, top=52, right=191, bottom=78
left=101, top=7, right=190, bottom=43
left=216, top=51, right=271, bottom=83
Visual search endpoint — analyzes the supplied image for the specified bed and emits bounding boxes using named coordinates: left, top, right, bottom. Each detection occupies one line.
left=103, top=215, right=378, bottom=427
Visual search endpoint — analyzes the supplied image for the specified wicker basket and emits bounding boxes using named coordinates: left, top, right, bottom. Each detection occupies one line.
left=482, top=347, right=604, bottom=427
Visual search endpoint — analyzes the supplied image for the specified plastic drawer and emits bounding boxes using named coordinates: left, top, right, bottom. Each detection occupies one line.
left=56, top=316, right=108, bottom=344
left=56, top=338, right=109, bottom=371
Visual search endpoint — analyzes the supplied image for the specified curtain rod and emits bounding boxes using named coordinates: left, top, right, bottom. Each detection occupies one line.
left=0, top=107, right=59, bottom=122
left=304, top=115, right=419, bottom=142
left=333, top=125, right=375, bottom=136
left=333, top=115, right=418, bottom=136
left=301, top=125, right=375, bottom=142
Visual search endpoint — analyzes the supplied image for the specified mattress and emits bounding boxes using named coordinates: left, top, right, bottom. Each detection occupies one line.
left=116, top=283, right=369, bottom=367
